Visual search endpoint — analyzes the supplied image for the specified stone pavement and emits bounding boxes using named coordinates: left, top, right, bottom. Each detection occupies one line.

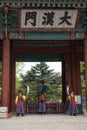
left=0, top=113, right=87, bottom=130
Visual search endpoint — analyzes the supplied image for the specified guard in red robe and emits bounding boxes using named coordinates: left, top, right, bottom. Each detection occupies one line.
left=68, top=91, right=79, bottom=116
left=15, top=90, right=27, bottom=116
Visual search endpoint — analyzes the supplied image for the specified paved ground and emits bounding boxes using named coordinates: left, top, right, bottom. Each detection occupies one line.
left=0, top=113, right=87, bottom=130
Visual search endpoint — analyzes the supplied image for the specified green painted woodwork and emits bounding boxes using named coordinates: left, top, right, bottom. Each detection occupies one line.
left=0, top=2, right=87, bottom=40
left=0, top=13, right=5, bottom=30
left=0, top=10, right=18, bottom=31
left=75, top=32, right=84, bottom=39
left=80, top=11, right=87, bottom=32
left=0, top=9, right=87, bottom=40
left=7, top=10, right=19, bottom=30
left=16, top=53, right=64, bottom=62
left=25, top=33, right=68, bottom=40
left=0, top=13, right=3, bottom=25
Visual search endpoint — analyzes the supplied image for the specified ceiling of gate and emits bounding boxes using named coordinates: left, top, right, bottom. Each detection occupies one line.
left=14, top=40, right=67, bottom=62
left=13, top=40, right=84, bottom=62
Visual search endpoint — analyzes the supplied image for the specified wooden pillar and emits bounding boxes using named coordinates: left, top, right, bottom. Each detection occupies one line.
left=10, top=49, right=16, bottom=112
left=66, top=52, right=72, bottom=89
left=70, top=43, right=81, bottom=95
left=62, top=59, right=66, bottom=104
left=76, top=56, right=81, bottom=95
left=2, top=39, right=11, bottom=112
left=84, top=39, right=87, bottom=110
left=70, top=43, right=77, bottom=93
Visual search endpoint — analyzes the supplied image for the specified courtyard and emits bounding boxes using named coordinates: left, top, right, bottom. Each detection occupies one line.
left=0, top=113, right=87, bottom=130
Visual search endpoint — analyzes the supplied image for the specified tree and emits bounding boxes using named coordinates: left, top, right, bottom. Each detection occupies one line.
left=16, top=62, right=25, bottom=93
left=20, top=62, right=62, bottom=102
left=80, top=61, right=86, bottom=96
left=0, top=62, right=2, bottom=104
left=0, top=62, right=2, bottom=86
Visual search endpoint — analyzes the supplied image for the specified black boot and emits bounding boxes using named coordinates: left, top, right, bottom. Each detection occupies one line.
left=70, top=113, right=72, bottom=116
left=74, top=113, right=76, bottom=116
left=22, top=113, right=24, bottom=116
left=16, top=113, right=19, bottom=116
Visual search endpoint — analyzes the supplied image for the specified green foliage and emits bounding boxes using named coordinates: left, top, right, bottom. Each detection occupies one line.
left=80, top=62, right=85, bottom=75
left=80, top=61, right=86, bottom=96
left=16, top=62, right=25, bottom=93
left=0, top=62, right=2, bottom=97
left=20, top=62, right=62, bottom=102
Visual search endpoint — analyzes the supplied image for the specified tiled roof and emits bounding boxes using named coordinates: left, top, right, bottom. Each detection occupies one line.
left=0, top=0, right=87, bottom=8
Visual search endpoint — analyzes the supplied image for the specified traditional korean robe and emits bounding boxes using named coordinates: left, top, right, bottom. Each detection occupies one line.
left=68, top=94, right=79, bottom=115
left=15, top=95, right=26, bottom=115
left=39, top=94, right=46, bottom=113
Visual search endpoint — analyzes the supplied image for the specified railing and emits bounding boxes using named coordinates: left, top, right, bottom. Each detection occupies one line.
left=25, top=102, right=67, bottom=114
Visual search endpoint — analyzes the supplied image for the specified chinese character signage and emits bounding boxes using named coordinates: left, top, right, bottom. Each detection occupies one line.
left=21, top=9, right=78, bottom=29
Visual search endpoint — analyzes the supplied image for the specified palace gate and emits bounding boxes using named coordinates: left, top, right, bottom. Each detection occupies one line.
left=0, top=0, right=87, bottom=112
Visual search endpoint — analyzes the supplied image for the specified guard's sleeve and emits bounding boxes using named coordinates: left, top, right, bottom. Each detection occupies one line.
left=23, top=95, right=26, bottom=101
left=75, top=96, right=78, bottom=102
left=15, top=96, right=18, bottom=104
left=67, top=95, right=71, bottom=100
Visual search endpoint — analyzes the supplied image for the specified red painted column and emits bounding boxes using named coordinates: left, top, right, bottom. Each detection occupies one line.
left=10, top=49, right=16, bottom=112
left=67, top=43, right=81, bottom=95
left=70, top=43, right=78, bottom=94
left=62, top=60, right=67, bottom=104
left=76, top=56, right=81, bottom=95
left=2, top=39, right=11, bottom=112
left=84, top=39, right=87, bottom=110
left=66, top=51, right=72, bottom=89
left=70, top=43, right=77, bottom=93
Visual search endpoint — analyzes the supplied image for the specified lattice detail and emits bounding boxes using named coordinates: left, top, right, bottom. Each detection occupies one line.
left=80, top=11, right=87, bottom=32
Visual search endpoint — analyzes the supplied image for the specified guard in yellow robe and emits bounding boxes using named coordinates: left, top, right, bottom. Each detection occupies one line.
left=15, top=90, right=27, bottom=116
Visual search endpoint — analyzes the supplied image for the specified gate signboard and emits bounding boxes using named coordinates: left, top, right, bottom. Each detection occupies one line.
left=21, top=9, right=78, bottom=29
